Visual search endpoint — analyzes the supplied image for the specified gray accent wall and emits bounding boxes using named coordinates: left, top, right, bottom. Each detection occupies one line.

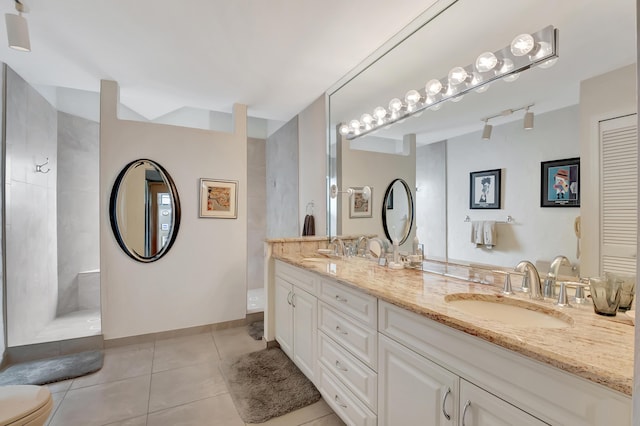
left=56, top=112, right=99, bottom=315
left=247, top=137, right=266, bottom=291
left=5, top=67, right=59, bottom=347
left=266, top=116, right=299, bottom=238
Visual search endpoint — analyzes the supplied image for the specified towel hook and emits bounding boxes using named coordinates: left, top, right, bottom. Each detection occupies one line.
left=35, top=157, right=50, bottom=174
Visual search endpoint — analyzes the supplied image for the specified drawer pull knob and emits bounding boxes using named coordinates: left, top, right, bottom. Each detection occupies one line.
left=462, top=400, right=471, bottom=426
left=335, top=294, right=348, bottom=302
left=335, top=325, right=348, bottom=335
left=335, top=360, right=348, bottom=372
left=334, top=394, right=348, bottom=409
left=442, top=387, right=451, bottom=420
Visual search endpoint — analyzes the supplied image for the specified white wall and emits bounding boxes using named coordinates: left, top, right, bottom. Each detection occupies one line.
left=247, top=137, right=266, bottom=291
left=416, top=141, right=447, bottom=261
left=100, top=80, right=248, bottom=339
left=447, top=105, right=580, bottom=268
left=339, top=133, right=416, bottom=250
left=579, top=64, right=637, bottom=277
left=298, top=95, right=327, bottom=236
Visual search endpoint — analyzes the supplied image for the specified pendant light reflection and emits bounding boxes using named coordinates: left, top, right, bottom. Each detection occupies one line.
left=340, top=26, right=558, bottom=140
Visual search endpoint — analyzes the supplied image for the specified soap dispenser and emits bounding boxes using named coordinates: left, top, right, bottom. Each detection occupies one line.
left=412, top=228, right=420, bottom=255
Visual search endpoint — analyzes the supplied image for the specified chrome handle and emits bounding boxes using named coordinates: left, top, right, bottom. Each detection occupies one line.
left=335, top=325, right=348, bottom=335
left=461, top=400, right=471, bottom=426
left=334, top=394, right=347, bottom=408
left=287, top=291, right=292, bottom=306
left=441, top=387, right=451, bottom=421
left=335, top=294, right=348, bottom=302
left=291, top=293, right=296, bottom=308
left=335, top=360, right=348, bottom=372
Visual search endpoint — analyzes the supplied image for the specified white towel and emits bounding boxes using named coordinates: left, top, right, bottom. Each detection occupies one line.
left=471, top=221, right=484, bottom=246
left=483, top=221, right=496, bottom=249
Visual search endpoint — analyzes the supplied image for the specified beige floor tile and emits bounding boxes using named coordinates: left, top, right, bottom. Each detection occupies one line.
left=247, top=399, right=334, bottom=426
left=211, top=326, right=265, bottom=360
left=71, top=346, right=153, bottom=389
left=301, top=413, right=347, bottom=426
left=153, top=333, right=219, bottom=373
left=46, top=379, right=73, bottom=393
left=45, top=391, right=66, bottom=426
left=48, top=376, right=150, bottom=426
left=104, top=415, right=148, bottom=425
left=148, top=360, right=228, bottom=412
left=147, top=393, right=244, bottom=426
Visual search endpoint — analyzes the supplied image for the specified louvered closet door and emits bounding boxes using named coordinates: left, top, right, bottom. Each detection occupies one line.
left=600, top=114, right=638, bottom=275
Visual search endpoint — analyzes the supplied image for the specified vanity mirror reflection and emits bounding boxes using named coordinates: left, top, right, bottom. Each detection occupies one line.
left=328, top=0, right=637, bottom=276
left=109, top=159, right=181, bottom=263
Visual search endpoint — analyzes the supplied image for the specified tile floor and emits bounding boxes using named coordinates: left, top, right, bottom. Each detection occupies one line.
left=43, top=326, right=345, bottom=426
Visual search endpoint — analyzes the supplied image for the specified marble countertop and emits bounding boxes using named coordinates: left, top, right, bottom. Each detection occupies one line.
left=274, top=253, right=635, bottom=396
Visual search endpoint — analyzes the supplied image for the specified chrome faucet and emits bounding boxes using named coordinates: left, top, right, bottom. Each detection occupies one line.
left=329, top=237, right=346, bottom=257
left=544, top=255, right=573, bottom=298
left=354, top=235, right=369, bottom=257
left=514, top=260, right=543, bottom=300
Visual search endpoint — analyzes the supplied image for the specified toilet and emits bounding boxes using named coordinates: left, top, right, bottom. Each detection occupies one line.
left=0, top=385, right=53, bottom=426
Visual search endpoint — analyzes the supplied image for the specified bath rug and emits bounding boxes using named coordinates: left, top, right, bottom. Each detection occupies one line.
left=0, top=350, right=103, bottom=386
left=247, top=320, right=264, bottom=340
left=220, top=347, right=320, bottom=423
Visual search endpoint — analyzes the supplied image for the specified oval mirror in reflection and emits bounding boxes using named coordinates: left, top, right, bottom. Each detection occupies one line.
left=382, top=178, right=414, bottom=245
left=109, top=159, right=181, bottom=262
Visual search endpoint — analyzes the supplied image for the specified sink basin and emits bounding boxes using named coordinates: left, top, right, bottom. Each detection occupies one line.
left=445, top=293, right=573, bottom=328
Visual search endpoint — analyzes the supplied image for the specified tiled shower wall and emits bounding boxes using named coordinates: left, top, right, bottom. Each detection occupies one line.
left=5, top=67, right=59, bottom=346
left=56, top=111, right=99, bottom=315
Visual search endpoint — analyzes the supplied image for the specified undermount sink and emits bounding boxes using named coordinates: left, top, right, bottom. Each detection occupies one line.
left=445, top=293, right=573, bottom=328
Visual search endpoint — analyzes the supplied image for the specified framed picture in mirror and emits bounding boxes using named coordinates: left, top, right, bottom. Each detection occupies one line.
left=541, top=158, right=580, bottom=207
left=470, top=169, right=501, bottom=209
left=199, top=178, right=238, bottom=218
left=349, top=187, right=372, bottom=218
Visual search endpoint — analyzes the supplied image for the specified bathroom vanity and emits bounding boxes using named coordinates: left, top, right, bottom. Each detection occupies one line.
left=266, top=241, right=633, bottom=426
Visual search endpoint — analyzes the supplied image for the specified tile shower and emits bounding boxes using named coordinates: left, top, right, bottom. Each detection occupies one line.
left=5, top=67, right=100, bottom=347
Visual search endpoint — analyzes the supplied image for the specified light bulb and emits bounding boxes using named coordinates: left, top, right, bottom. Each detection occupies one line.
left=539, top=57, right=558, bottom=69
left=510, top=33, right=535, bottom=56
left=424, top=95, right=435, bottom=105
left=361, top=113, right=373, bottom=130
left=444, top=84, right=458, bottom=98
left=469, top=72, right=483, bottom=87
left=404, top=90, right=421, bottom=105
left=388, top=98, right=403, bottom=112
left=338, top=124, right=349, bottom=135
left=426, top=79, right=443, bottom=96
left=448, top=67, right=468, bottom=85
left=503, top=72, right=520, bottom=82
left=349, top=119, right=361, bottom=131
left=475, top=52, right=498, bottom=72
left=373, top=106, right=386, bottom=122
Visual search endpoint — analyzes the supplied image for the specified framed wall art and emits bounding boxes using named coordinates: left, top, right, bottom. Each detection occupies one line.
left=469, top=168, right=501, bottom=209
left=349, top=187, right=373, bottom=218
left=541, top=157, right=580, bottom=207
left=199, top=178, right=238, bottom=218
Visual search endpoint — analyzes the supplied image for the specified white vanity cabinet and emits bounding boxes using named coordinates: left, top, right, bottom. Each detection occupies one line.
left=274, top=261, right=317, bottom=382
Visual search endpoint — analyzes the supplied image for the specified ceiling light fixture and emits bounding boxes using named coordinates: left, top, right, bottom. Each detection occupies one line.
left=339, top=25, right=558, bottom=140
left=5, top=0, right=30, bottom=52
left=480, top=103, right=534, bottom=140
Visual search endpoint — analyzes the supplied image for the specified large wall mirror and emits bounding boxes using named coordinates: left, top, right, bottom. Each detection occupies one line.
left=110, top=159, right=181, bottom=262
left=328, top=0, right=636, bottom=275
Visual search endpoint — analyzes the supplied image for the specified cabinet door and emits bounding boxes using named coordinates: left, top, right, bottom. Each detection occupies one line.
left=292, top=287, right=317, bottom=382
left=274, top=276, right=293, bottom=358
left=378, top=334, right=457, bottom=426
left=459, top=380, right=547, bottom=426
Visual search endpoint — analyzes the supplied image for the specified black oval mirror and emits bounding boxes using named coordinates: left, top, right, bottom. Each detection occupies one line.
left=109, top=159, right=181, bottom=262
left=382, top=178, right=414, bottom=245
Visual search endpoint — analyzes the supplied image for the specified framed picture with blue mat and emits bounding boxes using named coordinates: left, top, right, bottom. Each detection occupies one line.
left=541, top=158, right=580, bottom=207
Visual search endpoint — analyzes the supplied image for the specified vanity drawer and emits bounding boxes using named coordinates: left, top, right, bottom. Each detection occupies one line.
left=318, top=364, right=377, bottom=426
left=319, top=302, right=377, bottom=370
left=319, top=278, right=377, bottom=328
left=318, top=330, right=377, bottom=412
left=275, top=260, right=317, bottom=295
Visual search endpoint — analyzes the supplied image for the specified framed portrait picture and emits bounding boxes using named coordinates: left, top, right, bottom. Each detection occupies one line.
left=541, top=157, right=580, bottom=207
left=349, top=187, right=373, bottom=218
left=470, top=169, right=501, bottom=209
left=199, top=178, right=238, bottom=218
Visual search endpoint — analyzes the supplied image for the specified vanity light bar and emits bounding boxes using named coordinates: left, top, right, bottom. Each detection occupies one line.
left=339, top=25, right=558, bottom=140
